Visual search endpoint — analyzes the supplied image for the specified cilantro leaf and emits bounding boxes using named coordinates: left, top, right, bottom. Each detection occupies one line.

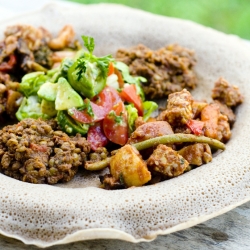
left=108, top=110, right=123, bottom=124
left=96, top=55, right=113, bottom=78
left=81, top=35, right=95, bottom=54
left=77, top=99, right=94, bottom=117
left=75, top=57, right=87, bottom=81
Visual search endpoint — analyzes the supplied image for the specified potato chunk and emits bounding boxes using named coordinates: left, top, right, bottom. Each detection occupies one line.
left=128, top=121, right=173, bottom=144
left=110, top=144, right=151, bottom=187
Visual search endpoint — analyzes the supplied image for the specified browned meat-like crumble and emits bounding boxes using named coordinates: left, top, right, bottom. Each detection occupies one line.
left=116, top=43, right=197, bottom=99
left=212, top=77, right=244, bottom=107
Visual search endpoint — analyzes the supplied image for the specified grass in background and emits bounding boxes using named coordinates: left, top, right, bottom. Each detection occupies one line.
left=66, top=0, right=250, bottom=39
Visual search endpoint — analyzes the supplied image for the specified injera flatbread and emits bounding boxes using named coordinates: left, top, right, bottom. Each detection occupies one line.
left=0, top=2, right=250, bottom=248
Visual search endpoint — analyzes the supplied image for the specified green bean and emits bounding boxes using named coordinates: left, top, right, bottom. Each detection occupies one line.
left=132, top=133, right=226, bottom=151
left=84, top=134, right=225, bottom=171
left=84, top=157, right=111, bottom=171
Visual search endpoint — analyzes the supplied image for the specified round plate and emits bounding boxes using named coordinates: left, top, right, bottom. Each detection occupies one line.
left=0, top=2, right=250, bottom=248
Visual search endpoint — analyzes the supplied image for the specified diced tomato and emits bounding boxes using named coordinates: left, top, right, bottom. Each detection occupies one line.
left=108, top=62, right=114, bottom=76
left=69, top=87, right=122, bottom=124
left=69, top=100, right=106, bottom=123
left=106, top=86, right=122, bottom=106
left=87, top=122, right=108, bottom=151
left=0, top=55, right=16, bottom=72
left=120, top=84, right=143, bottom=116
left=103, top=101, right=128, bottom=146
left=92, top=86, right=121, bottom=113
left=187, top=119, right=204, bottom=135
left=92, top=87, right=113, bottom=113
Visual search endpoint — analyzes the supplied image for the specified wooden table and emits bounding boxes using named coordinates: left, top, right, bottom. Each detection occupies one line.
left=1, top=200, right=250, bottom=250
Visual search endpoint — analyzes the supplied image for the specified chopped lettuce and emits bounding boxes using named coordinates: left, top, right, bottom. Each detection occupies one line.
left=19, top=72, right=49, bottom=97
left=143, top=101, right=158, bottom=121
left=126, top=104, right=138, bottom=135
left=16, top=96, right=50, bottom=121
left=47, top=58, right=74, bottom=83
left=114, top=61, right=146, bottom=101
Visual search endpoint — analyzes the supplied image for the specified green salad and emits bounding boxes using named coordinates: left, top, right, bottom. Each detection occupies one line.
left=16, top=35, right=158, bottom=150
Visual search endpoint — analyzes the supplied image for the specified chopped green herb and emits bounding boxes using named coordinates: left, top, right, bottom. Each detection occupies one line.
left=180, top=157, right=185, bottom=165
left=67, top=36, right=113, bottom=98
left=109, top=110, right=123, bottom=124
left=77, top=99, right=94, bottom=117
left=82, top=35, right=95, bottom=54
left=119, top=173, right=125, bottom=185
left=75, top=57, right=87, bottom=81
left=85, top=99, right=94, bottom=117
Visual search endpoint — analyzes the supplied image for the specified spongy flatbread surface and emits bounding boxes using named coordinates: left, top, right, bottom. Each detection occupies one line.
left=1, top=2, right=250, bottom=247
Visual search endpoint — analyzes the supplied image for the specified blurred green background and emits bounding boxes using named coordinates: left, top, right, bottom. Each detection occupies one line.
left=67, top=0, right=250, bottom=39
